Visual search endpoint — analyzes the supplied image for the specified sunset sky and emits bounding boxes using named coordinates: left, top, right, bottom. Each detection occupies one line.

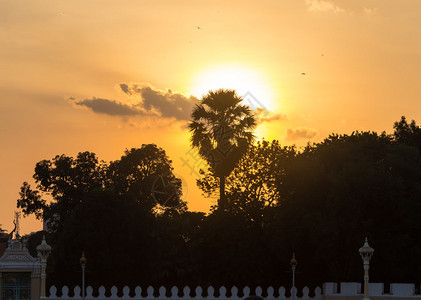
left=1, top=0, right=421, bottom=234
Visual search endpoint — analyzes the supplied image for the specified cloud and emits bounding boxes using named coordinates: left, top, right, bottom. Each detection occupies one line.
left=305, top=0, right=377, bottom=14
left=120, top=83, right=130, bottom=94
left=363, top=7, right=377, bottom=16
left=286, top=127, right=318, bottom=141
left=120, top=83, right=199, bottom=121
left=255, top=108, right=287, bottom=124
left=70, top=83, right=199, bottom=121
left=71, top=97, right=142, bottom=116
left=306, top=0, right=344, bottom=13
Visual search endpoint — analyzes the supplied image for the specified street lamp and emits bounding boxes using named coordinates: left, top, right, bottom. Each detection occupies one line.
left=290, top=252, right=298, bottom=300
left=36, top=235, right=51, bottom=300
left=359, top=238, right=374, bottom=300
left=80, top=251, right=87, bottom=300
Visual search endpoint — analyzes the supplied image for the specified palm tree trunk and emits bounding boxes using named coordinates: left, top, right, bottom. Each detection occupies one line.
left=219, top=175, right=226, bottom=210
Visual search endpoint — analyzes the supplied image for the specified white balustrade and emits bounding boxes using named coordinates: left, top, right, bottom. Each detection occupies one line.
left=48, top=285, right=323, bottom=300
left=48, top=283, right=421, bottom=300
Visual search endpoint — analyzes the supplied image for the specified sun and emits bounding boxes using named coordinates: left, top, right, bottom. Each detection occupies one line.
left=188, top=64, right=276, bottom=111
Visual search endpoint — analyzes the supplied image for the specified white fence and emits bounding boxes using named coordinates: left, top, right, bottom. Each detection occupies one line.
left=47, top=285, right=322, bottom=300
left=47, top=283, right=421, bottom=300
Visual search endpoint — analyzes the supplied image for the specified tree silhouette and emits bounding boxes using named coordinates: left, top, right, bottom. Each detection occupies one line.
left=198, top=140, right=296, bottom=220
left=394, top=116, right=421, bottom=153
left=107, top=145, right=187, bottom=212
left=17, top=144, right=184, bottom=236
left=188, top=89, right=256, bottom=210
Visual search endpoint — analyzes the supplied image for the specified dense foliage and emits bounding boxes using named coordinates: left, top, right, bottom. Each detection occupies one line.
left=19, top=116, right=421, bottom=290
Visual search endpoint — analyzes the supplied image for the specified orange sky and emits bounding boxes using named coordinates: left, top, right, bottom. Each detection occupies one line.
left=1, top=0, right=421, bottom=234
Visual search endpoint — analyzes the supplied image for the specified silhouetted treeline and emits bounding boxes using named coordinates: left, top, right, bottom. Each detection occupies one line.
left=21, top=116, right=421, bottom=289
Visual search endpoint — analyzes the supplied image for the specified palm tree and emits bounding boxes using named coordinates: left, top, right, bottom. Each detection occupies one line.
left=188, top=89, right=257, bottom=210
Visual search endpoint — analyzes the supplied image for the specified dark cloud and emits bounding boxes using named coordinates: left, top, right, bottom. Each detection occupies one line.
left=255, top=108, right=287, bottom=123
left=119, top=83, right=130, bottom=94
left=286, top=127, right=318, bottom=141
left=120, top=83, right=198, bottom=121
left=71, top=83, right=198, bottom=121
left=73, top=98, right=142, bottom=116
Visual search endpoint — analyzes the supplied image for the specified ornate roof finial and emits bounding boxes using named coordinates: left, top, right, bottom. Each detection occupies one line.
left=8, top=212, right=20, bottom=241
left=14, top=211, right=21, bottom=239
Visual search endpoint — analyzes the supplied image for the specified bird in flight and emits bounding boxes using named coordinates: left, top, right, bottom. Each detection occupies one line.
left=196, top=26, right=201, bottom=29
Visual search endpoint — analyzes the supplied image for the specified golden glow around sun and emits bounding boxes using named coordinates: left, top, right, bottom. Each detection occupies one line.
left=189, top=65, right=276, bottom=111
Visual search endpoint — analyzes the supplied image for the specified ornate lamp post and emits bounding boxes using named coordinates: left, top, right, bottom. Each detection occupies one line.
left=359, top=238, right=374, bottom=300
left=36, top=236, right=51, bottom=300
left=290, top=252, right=298, bottom=300
left=80, top=251, right=87, bottom=300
